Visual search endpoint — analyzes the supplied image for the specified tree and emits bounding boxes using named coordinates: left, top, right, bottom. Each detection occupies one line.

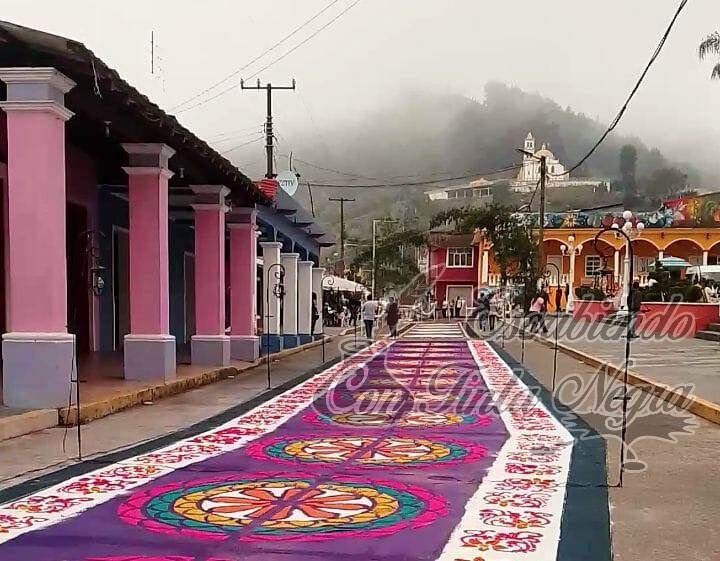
left=643, top=167, right=688, bottom=201
left=350, top=228, right=425, bottom=297
left=430, top=204, right=538, bottom=285
left=699, top=31, right=720, bottom=80
left=619, top=144, right=638, bottom=205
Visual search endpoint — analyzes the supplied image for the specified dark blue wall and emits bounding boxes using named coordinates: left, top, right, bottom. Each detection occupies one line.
left=169, top=221, right=195, bottom=346
left=97, top=189, right=194, bottom=352
left=97, top=189, right=127, bottom=352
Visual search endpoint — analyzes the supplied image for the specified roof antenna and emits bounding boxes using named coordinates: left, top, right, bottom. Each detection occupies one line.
left=151, top=31, right=155, bottom=75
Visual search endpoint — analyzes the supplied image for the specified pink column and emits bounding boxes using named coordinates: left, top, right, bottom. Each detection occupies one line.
left=191, top=185, right=230, bottom=366
left=0, top=68, right=76, bottom=408
left=122, top=143, right=176, bottom=381
left=228, top=209, right=260, bottom=361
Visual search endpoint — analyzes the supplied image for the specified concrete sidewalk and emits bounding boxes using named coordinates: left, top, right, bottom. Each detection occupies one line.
left=0, top=329, right=364, bottom=490
left=499, top=335, right=720, bottom=561
left=505, top=316, right=720, bottom=423
left=0, top=327, right=351, bottom=440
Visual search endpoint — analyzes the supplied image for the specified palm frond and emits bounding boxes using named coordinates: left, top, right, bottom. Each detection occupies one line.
left=699, top=31, right=720, bottom=59
left=713, top=63, right=720, bottom=80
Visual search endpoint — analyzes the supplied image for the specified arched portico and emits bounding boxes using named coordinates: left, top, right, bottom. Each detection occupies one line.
left=663, top=238, right=705, bottom=267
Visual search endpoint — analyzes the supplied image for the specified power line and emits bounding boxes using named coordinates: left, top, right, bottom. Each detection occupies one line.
left=243, top=0, right=362, bottom=83
left=169, top=0, right=344, bottom=111
left=551, top=0, right=688, bottom=177
left=175, top=0, right=361, bottom=114
left=205, top=125, right=265, bottom=141
left=211, top=129, right=266, bottom=145
left=305, top=164, right=522, bottom=189
left=278, top=153, right=379, bottom=180
left=221, top=136, right=265, bottom=155
left=283, top=152, right=524, bottom=184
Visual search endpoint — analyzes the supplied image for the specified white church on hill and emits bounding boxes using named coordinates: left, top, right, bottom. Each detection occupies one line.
left=425, top=131, right=610, bottom=203
left=510, top=132, right=609, bottom=193
left=515, top=132, right=569, bottom=185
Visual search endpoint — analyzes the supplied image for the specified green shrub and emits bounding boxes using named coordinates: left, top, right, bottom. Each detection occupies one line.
left=576, top=286, right=606, bottom=301
left=643, top=291, right=662, bottom=302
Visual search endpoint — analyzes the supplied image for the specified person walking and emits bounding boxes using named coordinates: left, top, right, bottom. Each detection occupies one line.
left=349, top=295, right=360, bottom=329
left=628, top=280, right=642, bottom=338
left=311, top=293, right=320, bottom=336
left=488, top=292, right=498, bottom=331
left=441, top=298, right=449, bottom=319
left=386, top=296, right=400, bottom=338
left=454, top=296, right=462, bottom=319
left=361, top=296, right=378, bottom=339
left=528, top=293, right=548, bottom=334
left=555, top=285, right=563, bottom=314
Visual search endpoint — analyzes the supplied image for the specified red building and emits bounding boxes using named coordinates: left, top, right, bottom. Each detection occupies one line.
left=426, top=232, right=479, bottom=305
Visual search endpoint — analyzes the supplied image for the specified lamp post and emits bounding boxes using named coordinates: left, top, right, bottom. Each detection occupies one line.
left=560, top=235, right=584, bottom=313
left=371, top=218, right=397, bottom=299
left=594, top=226, right=636, bottom=488
left=264, top=262, right=285, bottom=389
left=320, top=272, right=335, bottom=363
left=615, top=210, right=645, bottom=316
left=544, top=263, right=561, bottom=391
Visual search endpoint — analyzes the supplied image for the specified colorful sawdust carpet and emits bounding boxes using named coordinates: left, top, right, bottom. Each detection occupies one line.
left=0, top=324, right=577, bottom=560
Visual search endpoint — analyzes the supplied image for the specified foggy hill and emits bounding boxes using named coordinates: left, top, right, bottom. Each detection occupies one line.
left=273, top=83, right=701, bottom=244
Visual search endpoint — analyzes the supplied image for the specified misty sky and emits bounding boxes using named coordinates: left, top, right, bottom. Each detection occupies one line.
left=3, top=0, right=719, bottom=177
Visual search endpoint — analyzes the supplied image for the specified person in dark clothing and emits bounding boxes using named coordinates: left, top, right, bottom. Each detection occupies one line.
left=311, top=293, right=320, bottom=335
left=628, top=281, right=642, bottom=338
left=386, top=297, right=400, bottom=338
left=349, top=296, right=360, bottom=328
left=555, top=286, right=563, bottom=314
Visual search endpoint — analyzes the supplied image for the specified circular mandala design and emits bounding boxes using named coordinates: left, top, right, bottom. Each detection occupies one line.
left=305, top=411, right=485, bottom=429
left=248, top=435, right=484, bottom=467
left=118, top=473, right=447, bottom=542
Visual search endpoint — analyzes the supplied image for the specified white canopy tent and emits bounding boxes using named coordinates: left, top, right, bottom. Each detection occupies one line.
left=321, top=275, right=368, bottom=294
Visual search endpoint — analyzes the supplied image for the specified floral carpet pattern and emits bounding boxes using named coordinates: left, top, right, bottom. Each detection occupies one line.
left=0, top=323, right=576, bottom=560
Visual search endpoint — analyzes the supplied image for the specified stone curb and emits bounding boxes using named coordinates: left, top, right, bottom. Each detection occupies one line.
left=58, top=329, right=355, bottom=427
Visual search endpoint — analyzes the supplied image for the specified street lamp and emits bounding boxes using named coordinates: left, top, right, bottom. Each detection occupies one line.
left=615, top=211, right=645, bottom=316
left=371, top=218, right=398, bottom=299
left=560, top=235, right=584, bottom=312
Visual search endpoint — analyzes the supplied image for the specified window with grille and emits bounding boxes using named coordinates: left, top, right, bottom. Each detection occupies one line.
left=585, top=255, right=603, bottom=277
left=447, top=247, right=473, bottom=268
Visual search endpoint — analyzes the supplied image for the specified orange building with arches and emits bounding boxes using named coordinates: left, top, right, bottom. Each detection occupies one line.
left=472, top=223, right=720, bottom=309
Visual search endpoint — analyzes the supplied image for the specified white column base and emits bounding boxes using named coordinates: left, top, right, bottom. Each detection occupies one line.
left=191, top=335, right=231, bottom=366
left=230, top=335, right=260, bottom=362
left=124, top=334, right=176, bottom=382
left=2, top=332, right=75, bottom=408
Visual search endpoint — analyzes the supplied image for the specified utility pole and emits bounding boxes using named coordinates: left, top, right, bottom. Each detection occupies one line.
left=517, top=147, right=548, bottom=282
left=538, top=155, right=547, bottom=274
left=328, top=197, right=355, bottom=274
left=240, top=78, right=296, bottom=178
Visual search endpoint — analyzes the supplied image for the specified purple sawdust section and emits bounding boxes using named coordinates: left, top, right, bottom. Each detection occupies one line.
left=0, top=340, right=508, bottom=561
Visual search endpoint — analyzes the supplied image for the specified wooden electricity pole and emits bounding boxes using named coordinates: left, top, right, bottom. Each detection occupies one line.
left=240, top=78, right=296, bottom=178
left=538, top=155, right=547, bottom=272
left=328, top=196, right=355, bottom=274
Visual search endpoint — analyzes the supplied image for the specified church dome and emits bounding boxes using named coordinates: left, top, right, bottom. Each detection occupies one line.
left=534, top=148, right=555, bottom=159
left=534, top=143, right=555, bottom=159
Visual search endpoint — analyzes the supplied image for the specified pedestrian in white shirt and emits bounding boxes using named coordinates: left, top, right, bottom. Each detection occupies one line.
left=361, top=298, right=379, bottom=339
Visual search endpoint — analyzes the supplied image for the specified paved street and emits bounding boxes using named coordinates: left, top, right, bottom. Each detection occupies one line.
left=519, top=316, right=720, bottom=407
left=0, top=323, right=608, bottom=560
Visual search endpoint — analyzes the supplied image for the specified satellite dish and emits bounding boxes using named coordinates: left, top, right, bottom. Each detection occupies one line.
left=276, top=170, right=299, bottom=196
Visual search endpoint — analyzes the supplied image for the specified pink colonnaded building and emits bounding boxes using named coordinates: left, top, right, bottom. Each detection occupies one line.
left=0, top=21, right=333, bottom=409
